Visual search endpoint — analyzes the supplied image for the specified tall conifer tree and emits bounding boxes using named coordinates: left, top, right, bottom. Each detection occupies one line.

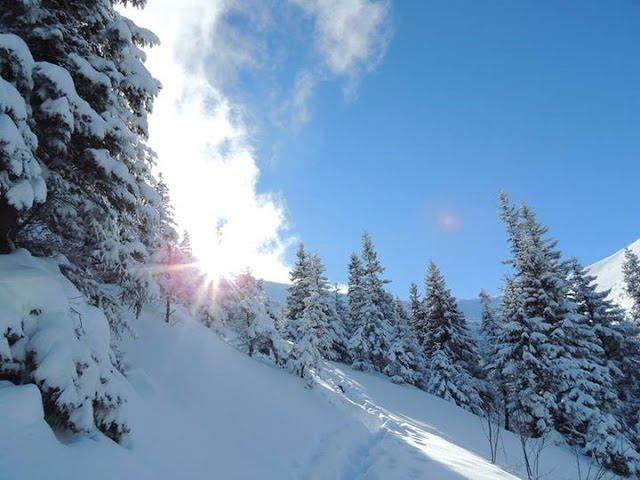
left=349, top=233, right=394, bottom=372
left=284, top=243, right=309, bottom=340
left=309, top=254, right=349, bottom=362
left=384, top=299, right=425, bottom=385
left=347, top=252, right=364, bottom=336
left=623, top=248, right=640, bottom=320
left=0, top=0, right=161, bottom=443
left=2, top=0, right=162, bottom=335
left=422, top=261, right=482, bottom=412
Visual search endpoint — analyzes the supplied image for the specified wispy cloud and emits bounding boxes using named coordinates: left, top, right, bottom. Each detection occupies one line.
left=290, top=70, right=317, bottom=127
left=290, top=0, right=392, bottom=97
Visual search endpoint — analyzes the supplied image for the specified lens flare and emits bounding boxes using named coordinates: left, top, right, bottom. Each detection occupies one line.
left=436, top=211, right=461, bottom=234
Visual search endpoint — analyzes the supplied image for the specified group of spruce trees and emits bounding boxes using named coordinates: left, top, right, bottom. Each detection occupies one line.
left=280, top=235, right=424, bottom=383
left=482, top=195, right=640, bottom=476
left=283, top=233, right=476, bottom=396
left=282, top=197, right=640, bottom=477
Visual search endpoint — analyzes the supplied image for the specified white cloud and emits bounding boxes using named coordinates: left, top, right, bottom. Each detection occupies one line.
left=123, top=0, right=392, bottom=281
left=124, top=1, right=292, bottom=282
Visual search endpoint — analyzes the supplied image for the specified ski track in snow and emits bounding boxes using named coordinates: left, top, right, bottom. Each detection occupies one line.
left=340, top=428, right=388, bottom=480
left=293, top=422, right=351, bottom=479
left=311, top=364, right=522, bottom=480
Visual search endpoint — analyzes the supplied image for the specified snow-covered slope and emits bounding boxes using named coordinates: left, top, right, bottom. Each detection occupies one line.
left=588, top=238, right=640, bottom=313
left=2, top=312, right=592, bottom=479
left=263, top=280, right=291, bottom=307
left=1, top=253, right=618, bottom=479
left=0, top=255, right=596, bottom=480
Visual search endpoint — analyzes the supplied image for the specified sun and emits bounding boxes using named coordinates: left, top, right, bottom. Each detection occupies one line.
left=177, top=210, right=291, bottom=287
left=195, top=246, right=236, bottom=283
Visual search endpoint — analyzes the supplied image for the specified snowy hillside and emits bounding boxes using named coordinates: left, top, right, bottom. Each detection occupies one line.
left=588, top=238, right=640, bottom=313
left=0, top=254, right=594, bottom=480
left=263, top=280, right=291, bottom=306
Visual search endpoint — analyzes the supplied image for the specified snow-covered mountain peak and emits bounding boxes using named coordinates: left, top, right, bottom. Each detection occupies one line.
left=588, top=237, right=640, bottom=312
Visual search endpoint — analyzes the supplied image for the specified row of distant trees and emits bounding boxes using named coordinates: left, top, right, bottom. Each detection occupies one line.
left=193, top=194, right=640, bottom=477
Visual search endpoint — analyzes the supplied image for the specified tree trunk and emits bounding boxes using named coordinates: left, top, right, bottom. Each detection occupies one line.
left=0, top=201, right=17, bottom=254
left=502, top=384, right=510, bottom=431
left=165, top=295, right=171, bottom=323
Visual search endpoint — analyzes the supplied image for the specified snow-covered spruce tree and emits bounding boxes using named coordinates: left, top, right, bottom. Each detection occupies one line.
left=154, top=228, right=202, bottom=323
left=623, top=248, right=640, bottom=320
left=485, top=277, right=518, bottom=431
left=0, top=0, right=160, bottom=444
left=151, top=173, right=180, bottom=322
left=564, top=259, right=640, bottom=475
left=383, top=298, right=425, bottom=385
left=175, top=231, right=200, bottom=308
left=2, top=0, right=161, bottom=335
left=217, top=271, right=287, bottom=365
left=492, top=197, right=637, bottom=475
left=307, top=254, right=349, bottom=362
left=347, top=252, right=365, bottom=336
left=554, top=281, right=629, bottom=471
left=349, top=233, right=394, bottom=372
left=196, top=279, right=217, bottom=328
left=408, top=281, right=427, bottom=347
left=478, top=289, right=497, bottom=345
left=332, top=282, right=348, bottom=330
left=422, top=261, right=482, bottom=412
left=179, top=231, right=194, bottom=260
left=284, top=243, right=310, bottom=340
left=491, top=198, right=559, bottom=438
left=0, top=34, right=46, bottom=253
left=571, top=261, right=640, bottom=413
left=289, top=259, right=324, bottom=388
left=408, top=282, right=420, bottom=319
left=514, top=204, right=622, bottom=452
left=476, top=289, right=498, bottom=404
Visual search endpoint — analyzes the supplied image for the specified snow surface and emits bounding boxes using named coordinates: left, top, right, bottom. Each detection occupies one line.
left=2, top=296, right=592, bottom=479
left=0, top=33, right=36, bottom=76
left=33, top=62, right=107, bottom=138
left=587, top=238, right=640, bottom=313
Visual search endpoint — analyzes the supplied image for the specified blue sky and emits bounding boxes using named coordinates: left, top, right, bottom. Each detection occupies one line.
left=247, top=0, right=640, bottom=298
left=134, top=1, right=639, bottom=299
